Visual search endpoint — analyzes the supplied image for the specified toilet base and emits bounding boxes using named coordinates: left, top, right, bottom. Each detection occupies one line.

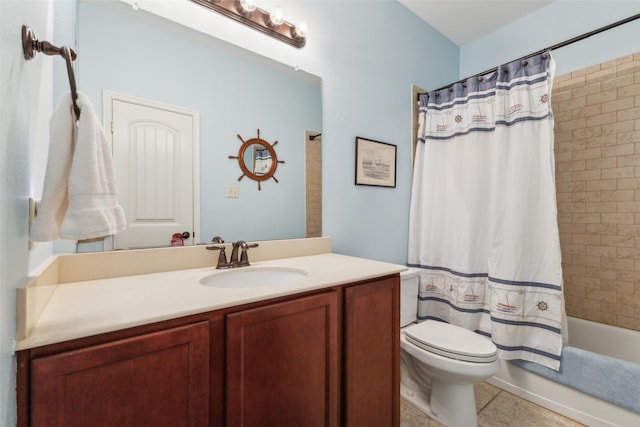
left=431, top=379, right=478, bottom=427
left=400, top=382, right=439, bottom=421
left=400, top=380, right=478, bottom=427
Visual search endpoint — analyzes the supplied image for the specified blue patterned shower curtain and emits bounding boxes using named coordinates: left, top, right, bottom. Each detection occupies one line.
left=408, top=53, right=565, bottom=370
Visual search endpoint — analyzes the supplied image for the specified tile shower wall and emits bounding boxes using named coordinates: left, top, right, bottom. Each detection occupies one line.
left=553, top=52, right=640, bottom=331
left=306, top=133, right=322, bottom=238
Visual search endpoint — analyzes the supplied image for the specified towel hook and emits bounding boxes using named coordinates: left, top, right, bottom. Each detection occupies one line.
left=22, top=25, right=80, bottom=119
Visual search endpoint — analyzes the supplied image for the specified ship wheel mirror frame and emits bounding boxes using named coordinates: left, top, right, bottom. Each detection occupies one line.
left=229, top=129, right=285, bottom=190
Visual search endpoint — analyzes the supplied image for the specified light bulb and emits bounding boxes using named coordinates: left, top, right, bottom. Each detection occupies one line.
left=269, top=6, right=286, bottom=26
left=240, top=0, right=257, bottom=13
left=294, top=21, right=308, bottom=38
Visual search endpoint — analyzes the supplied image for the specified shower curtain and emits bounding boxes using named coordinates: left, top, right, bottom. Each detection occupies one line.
left=254, top=148, right=272, bottom=175
left=408, top=53, right=565, bottom=370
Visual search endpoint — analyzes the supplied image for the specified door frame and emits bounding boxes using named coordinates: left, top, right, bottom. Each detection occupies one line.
left=102, top=90, right=201, bottom=250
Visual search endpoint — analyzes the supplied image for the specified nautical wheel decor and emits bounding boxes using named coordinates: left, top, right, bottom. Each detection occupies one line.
left=229, top=128, right=285, bottom=190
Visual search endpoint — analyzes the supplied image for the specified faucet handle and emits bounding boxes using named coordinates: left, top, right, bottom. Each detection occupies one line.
left=211, top=236, right=224, bottom=244
left=238, top=242, right=259, bottom=266
left=206, top=245, right=229, bottom=269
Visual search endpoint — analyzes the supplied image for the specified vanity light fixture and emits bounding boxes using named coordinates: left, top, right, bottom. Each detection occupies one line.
left=190, top=0, right=306, bottom=48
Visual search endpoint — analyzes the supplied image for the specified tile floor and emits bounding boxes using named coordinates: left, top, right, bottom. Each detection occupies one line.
left=400, top=382, right=586, bottom=427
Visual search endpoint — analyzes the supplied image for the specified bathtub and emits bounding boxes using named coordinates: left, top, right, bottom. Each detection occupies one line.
left=487, top=316, right=640, bottom=427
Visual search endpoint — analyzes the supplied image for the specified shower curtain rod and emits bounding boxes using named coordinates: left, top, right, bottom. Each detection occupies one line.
left=417, top=13, right=640, bottom=99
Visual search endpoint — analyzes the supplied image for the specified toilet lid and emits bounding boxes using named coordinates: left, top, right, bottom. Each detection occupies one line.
left=403, top=320, right=498, bottom=363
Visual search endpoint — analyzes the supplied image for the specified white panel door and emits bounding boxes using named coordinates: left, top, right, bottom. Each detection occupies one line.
left=108, top=95, right=198, bottom=249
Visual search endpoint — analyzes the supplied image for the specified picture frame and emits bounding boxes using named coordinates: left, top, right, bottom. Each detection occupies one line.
left=355, top=137, right=397, bottom=188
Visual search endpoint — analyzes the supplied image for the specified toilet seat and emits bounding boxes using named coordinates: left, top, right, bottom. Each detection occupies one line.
left=403, top=320, right=498, bottom=363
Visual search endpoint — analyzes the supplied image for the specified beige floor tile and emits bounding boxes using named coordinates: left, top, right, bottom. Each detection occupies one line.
left=474, top=382, right=501, bottom=412
left=401, top=382, right=500, bottom=427
left=401, top=383, right=585, bottom=427
left=400, top=398, right=432, bottom=427
left=401, top=398, right=448, bottom=427
left=477, top=391, right=586, bottom=427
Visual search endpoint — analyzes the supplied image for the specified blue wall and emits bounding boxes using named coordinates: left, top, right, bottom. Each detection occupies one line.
left=44, top=2, right=640, bottom=267
left=3, top=2, right=453, bottom=422
left=5, top=3, right=639, bottom=422
left=288, top=1, right=458, bottom=264
left=77, top=0, right=460, bottom=263
left=460, top=3, right=640, bottom=78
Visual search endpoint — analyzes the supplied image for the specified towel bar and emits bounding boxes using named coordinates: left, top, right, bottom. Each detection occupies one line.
left=21, top=25, right=80, bottom=119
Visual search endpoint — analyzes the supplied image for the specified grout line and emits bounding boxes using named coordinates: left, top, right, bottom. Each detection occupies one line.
left=477, top=388, right=502, bottom=414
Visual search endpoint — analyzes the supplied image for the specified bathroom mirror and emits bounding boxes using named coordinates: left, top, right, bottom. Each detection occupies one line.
left=231, top=129, right=284, bottom=190
left=73, top=0, right=322, bottom=248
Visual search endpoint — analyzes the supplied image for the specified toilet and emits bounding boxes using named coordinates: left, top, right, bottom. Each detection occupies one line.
left=400, top=268, right=499, bottom=427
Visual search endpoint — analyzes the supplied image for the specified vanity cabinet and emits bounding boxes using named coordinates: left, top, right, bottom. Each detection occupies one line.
left=27, top=321, right=210, bottom=427
left=226, top=291, right=339, bottom=427
left=17, top=274, right=399, bottom=427
left=344, top=276, right=400, bottom=426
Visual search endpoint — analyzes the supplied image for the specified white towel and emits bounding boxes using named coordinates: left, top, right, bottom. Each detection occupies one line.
left=30, top=93, right=75, bottom=241
left=30, top=92, right=126, bottom=242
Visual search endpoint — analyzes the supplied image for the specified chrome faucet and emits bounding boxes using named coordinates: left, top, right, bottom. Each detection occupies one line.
left=206, top=240, right=258, bottom=269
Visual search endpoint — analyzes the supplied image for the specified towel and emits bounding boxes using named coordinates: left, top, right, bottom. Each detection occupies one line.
left=30, top=92, right=126, bottom=242
left=512, top=347, right=640, bottom=414
left=30, top=93, right=75, bottom=241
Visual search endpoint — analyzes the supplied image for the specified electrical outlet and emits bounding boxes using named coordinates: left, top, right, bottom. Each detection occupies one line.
left=226, top=185, right=239, bottom=198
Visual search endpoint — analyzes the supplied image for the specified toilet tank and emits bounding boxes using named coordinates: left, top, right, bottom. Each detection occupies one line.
left=400, top=268, right=421, bottom=327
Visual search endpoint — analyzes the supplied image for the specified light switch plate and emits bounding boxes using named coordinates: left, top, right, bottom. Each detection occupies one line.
left=226, top=185, right=239, bottom=198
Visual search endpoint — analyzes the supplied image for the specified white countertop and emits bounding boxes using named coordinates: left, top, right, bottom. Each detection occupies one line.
left=17, top=253, right=406, bottom=350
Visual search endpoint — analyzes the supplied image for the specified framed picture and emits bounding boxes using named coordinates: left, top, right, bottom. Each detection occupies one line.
left=355, top=137, right=397, bottom=188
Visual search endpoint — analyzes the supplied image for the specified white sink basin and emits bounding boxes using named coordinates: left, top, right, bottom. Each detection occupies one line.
left=199, top=266, right=308, bottom=288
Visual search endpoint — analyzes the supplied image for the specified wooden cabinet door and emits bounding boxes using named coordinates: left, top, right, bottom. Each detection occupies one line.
left=344, top=276, right=400, bottom=427
left=31, top=321, right=209, bottom=427
left=226, top=292, right=339, bottom=427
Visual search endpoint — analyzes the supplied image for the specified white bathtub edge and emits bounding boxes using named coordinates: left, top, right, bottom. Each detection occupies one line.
left=488, top=360, right=640, bottom=427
